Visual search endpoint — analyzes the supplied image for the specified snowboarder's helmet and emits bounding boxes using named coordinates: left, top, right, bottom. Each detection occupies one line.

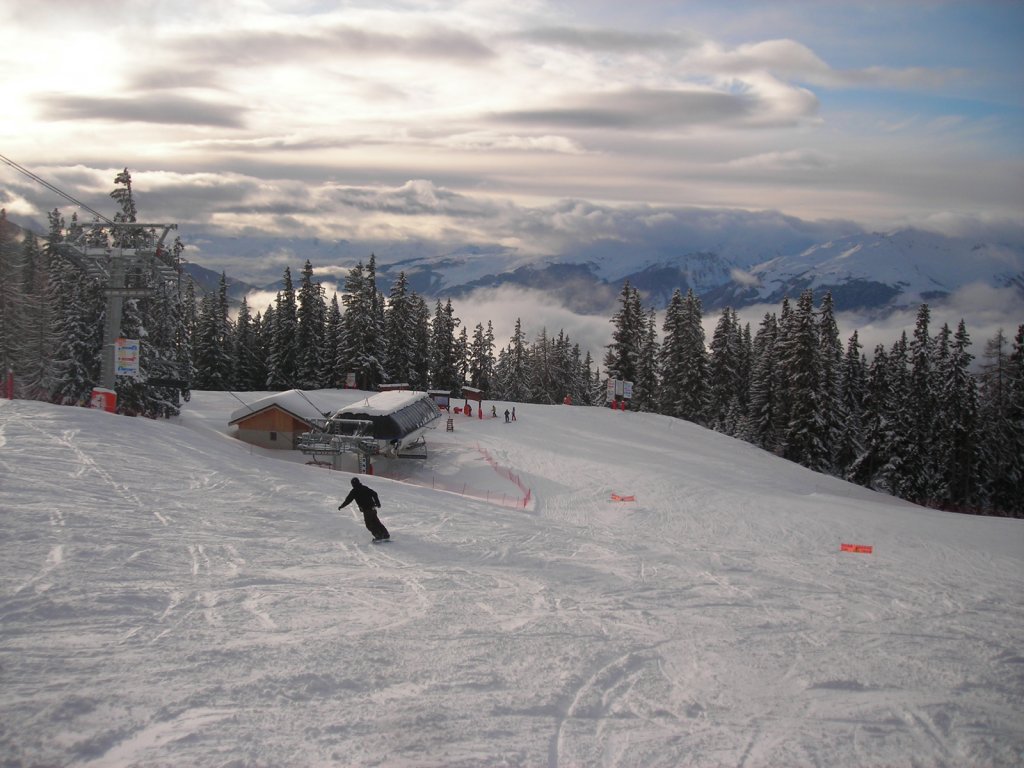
left=351, top=477, right=361, bottom=487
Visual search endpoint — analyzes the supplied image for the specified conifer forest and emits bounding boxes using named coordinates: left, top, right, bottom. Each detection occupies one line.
left=1, top=173, right=1021, bottom=517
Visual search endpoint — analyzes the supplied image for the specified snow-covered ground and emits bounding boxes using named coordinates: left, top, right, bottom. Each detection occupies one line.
left=1, top=391, right=1022, bottom=767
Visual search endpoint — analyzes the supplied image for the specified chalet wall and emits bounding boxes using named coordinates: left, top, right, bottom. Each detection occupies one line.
left=232, top=407, right=312, bottom=450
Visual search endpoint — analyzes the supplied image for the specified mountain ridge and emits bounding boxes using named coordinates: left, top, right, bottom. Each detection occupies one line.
left=188, top=226, right=1023, bottom=316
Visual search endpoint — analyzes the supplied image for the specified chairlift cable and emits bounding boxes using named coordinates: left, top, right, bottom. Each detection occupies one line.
left=0, top=152, right=115, bottom=224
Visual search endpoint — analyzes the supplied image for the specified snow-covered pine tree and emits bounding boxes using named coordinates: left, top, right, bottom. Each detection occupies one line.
left=181, top=278, right=198, bottom=376
left=903, top=304, right=941, bottom=504
left=1006, top=325, right=1024, bottom=515
left=934, top=320, right=981, bottom=510
left=135, top=274, right=188, bottom=417
left=675, top=288, right=708, bottom=423
left=528, top=327, right=552, bottom=403
left=169, top=237, right=193, bottom=403
left=604, top=281, right=642, bottom=387
left=730, top=321, right=753, bottom=433
left=877, top=333, right=914, bottom=498
left=500, top=317, right=530, bottom=403
left=428, top=298, right=461, bottom=392
left=251, top=306, right=271, bottom=389
left=708, top=307, right=742, bottom=432
left=110, top=168, right=142, bottom=247
left=363, top=254, right=388, bottom=389
left=46, top=212, right=103, bottom=405
left=0, top=210, right=26, bottom=392
left=232, top=296, right=259, bottom=390
left=658, top=288, right=687, bottom=418
left=584, top=350, right=604, bottom=406
left=468, top=321, right=495, bottom=394
left=817, top=292, right=845, bottom=473
left=340, top=258, right=386, bottom=390
left=408, top=293, right=432, bottom=391
left=778, top=290, right=829, bottom=471
left=192, top=281, right=232, bottom=391
left=456, top=326, right=469, bottom=390
left=324, top=294, right=343, bottom=388
left=267, top=267, right=298, bottom=389
left=567, top=341, right=586, bottom=405
left=977, top=328, right=1021, bottom=515
left=16, top=229, right=54, bottom=399
left=744, top=312, right=780, bottom=450
left=552, top=330, right=573, bottom=404
left=631, top=308, right=660, bottom=412
left=383, top=272, right=416, bottom=386
left=834, top=331, right=866, bottom=477
left=295, top=260, right=326, bottom=389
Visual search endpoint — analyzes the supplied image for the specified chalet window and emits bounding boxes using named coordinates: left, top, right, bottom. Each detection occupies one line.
left=270, top=431, right=277, bottom=441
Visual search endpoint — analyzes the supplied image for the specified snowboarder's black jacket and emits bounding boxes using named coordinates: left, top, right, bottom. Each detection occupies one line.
left=339, top=478, right=380, bottom=512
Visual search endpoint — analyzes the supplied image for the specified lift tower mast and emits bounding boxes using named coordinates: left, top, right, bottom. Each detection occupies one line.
left=56, top=222, right=179, bottom=389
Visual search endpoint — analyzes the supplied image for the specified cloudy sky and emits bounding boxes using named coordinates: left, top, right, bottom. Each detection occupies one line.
left=1, top=0, right=1022, bottom=357
left=2, top=0, right=1021, bottom=245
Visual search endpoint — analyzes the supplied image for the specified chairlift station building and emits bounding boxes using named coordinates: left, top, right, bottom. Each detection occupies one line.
left=229, top=389, right=443, bottom=471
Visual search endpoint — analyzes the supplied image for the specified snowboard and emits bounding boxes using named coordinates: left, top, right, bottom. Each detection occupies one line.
left=371, top=538, right=393, bottom=544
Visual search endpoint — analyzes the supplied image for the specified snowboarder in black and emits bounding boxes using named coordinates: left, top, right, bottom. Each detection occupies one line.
left=339, top=477, right=389, bottom=541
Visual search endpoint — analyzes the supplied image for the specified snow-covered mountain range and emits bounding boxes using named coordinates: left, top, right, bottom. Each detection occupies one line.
left=185, top=227, right=1024, bottom=316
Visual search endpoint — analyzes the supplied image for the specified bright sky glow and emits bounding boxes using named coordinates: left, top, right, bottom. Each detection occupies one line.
left=1, top=0, right=1022, bottom=250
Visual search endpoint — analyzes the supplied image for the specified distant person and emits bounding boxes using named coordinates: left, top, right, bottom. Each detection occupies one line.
left=491, top=405, right=497, bottom=418
left=512, top=407, right=516, bottom=421
left=504, top=409, right=510, bottom=423
left=339, top=477, right=389, bottom=541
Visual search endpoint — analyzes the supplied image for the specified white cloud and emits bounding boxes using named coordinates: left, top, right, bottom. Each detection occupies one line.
left=727, top=149, right=835, bottom=171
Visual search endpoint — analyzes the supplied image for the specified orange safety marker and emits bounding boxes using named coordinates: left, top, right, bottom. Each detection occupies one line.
left=610, top=493, right=636, bottom=502
left=840, top=543, right=873, bottom=554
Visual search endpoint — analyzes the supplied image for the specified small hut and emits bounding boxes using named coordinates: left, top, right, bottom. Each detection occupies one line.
left=229, top=390, right=326, bottom=449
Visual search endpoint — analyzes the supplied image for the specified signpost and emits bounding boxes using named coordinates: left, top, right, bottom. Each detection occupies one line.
left=114, top=338, right=140, bottom=378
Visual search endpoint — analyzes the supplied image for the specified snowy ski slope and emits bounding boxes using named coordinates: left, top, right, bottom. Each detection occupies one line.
left=1, top=392, right=1022, bottom=767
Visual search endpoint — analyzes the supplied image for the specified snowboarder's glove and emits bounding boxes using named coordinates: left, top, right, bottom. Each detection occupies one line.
left=337, top=504, right=343, bottom=510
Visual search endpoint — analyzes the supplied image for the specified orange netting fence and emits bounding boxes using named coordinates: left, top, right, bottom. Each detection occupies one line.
left=368, top=444, right=532, bottom=510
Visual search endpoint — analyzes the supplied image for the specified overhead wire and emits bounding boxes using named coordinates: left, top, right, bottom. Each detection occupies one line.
left=0, top=152, right=114, bottom=224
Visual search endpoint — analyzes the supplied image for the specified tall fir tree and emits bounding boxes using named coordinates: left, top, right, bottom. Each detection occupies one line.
left=778, top=290, right=829, bottom=471
left=383, top=272, right=417, bottom=386
left=267, top=267, right=298, bottom=389
left=428, top=298, right=461, bottom=391
left=295, top=260, right=326, bottom=389
left=835, top=331, right=866, bottom=477
left=604, top=281, right=642, bottom=386
left=468, top=321, right=495, bottom=393
left=232, top=296, right=259, bottom=390
left=16, top=229, right=53, bottom=399
left=977, top=328, right=1021, bottom=514
left=340, top=258, right=386, bottom=390
left=192, top=277, right=232, bottom=391
left=408, top=293, right=432, bottom=391
left=324, top=294, right=344, bottom=388
left=497, top=318, right=530, bottom=402
left=707, top=307, right=742, bottom=432
left=631, top=308, right=660, bottom=412
left=0, top=210, right=25, bottom=388
left=904, top=304, right=940, bottom=503
left=817, top=292, right=845, bottom=472
left=658, top=288, right=687, bottom=417
left=47, top=213, right=103, bottom=405
left=744, top=312, right=781, bottom=450
left=934, top=320, right=981, bottom=510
